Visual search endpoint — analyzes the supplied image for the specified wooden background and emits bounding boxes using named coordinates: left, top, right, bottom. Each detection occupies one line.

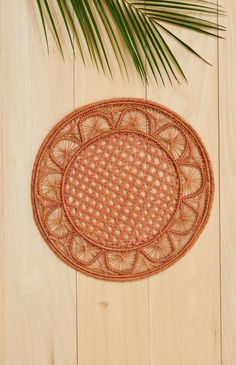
left=0, top=0, right=235, bottom=364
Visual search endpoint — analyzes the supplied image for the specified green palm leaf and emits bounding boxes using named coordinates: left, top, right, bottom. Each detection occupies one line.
left=35, top=0, right=225, bottom=84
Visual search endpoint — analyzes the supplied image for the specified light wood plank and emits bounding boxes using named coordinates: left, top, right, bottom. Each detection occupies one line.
left=147, top=19, right=221, bottom=365
left=0, top=0, right=5, bottom=361
left=220, top=0, right=236, bottom=363
left=2, top=0, right=234, bottom=364
left=1, top=1, right=77, bottom=364
left=75, top=58, right=150, bottom=365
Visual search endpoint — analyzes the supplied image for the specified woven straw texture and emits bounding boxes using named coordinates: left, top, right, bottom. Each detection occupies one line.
left=31, top=98, right=214, bottom=281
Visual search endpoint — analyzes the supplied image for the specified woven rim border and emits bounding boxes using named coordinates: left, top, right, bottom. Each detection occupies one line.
left=31, top=97, right=214, bottom=281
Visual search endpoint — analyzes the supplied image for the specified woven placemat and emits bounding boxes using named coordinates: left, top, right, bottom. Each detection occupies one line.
left=32, top=98, right=214, bottom=281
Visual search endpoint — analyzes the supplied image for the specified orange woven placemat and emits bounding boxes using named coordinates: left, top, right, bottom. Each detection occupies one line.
left=31, top=98, right=214, bottom=281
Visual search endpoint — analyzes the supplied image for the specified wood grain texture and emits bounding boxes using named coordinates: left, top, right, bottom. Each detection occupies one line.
left=0, top=0, right=235, bottom=364
left=1, top=1, right=77, bottom=364
left=220, top=1, right=236, bottom=364
left=75, top=58, right=150, bottom=365
left=147, top=13, right=221, bottom=365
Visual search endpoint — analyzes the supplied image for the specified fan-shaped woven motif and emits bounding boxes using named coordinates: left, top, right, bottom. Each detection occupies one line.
left=32, top=98, right=214, bottom=281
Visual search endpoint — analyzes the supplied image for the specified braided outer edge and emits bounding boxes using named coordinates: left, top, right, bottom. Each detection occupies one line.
left=31, top=98, right=214, bottom=281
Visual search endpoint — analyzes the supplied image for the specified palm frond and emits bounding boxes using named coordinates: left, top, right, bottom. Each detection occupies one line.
left=35, top=0, right=225, bottom=85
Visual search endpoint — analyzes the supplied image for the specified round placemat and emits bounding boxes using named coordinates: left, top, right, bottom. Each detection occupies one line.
left=32, top=98, right=214, bottom=281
